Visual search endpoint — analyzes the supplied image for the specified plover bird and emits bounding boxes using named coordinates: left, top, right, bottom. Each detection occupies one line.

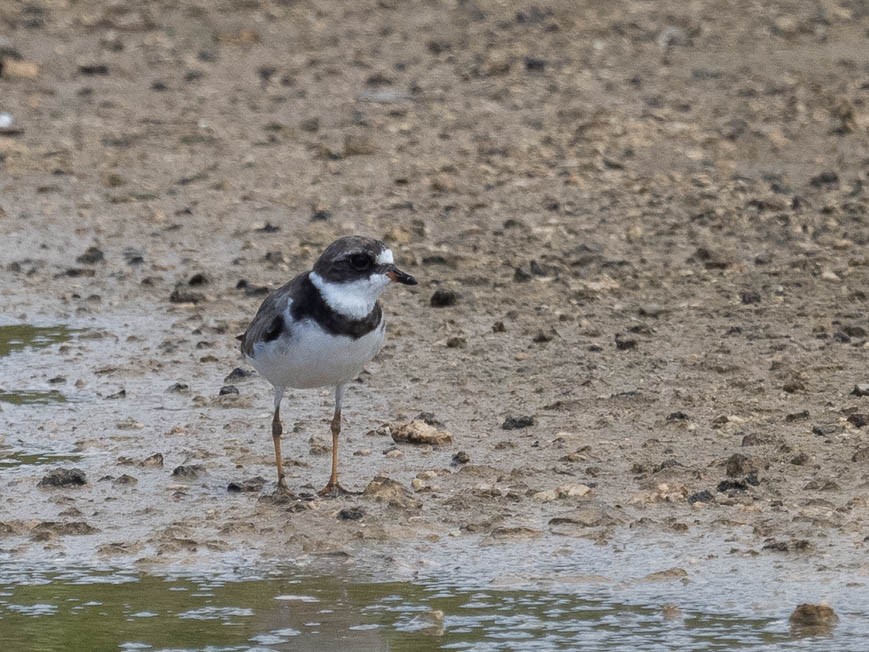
left=237, top=236, right=417, bottom=496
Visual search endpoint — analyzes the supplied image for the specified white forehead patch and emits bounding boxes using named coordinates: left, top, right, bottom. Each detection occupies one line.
left=376, top=249, right=394, bottom=265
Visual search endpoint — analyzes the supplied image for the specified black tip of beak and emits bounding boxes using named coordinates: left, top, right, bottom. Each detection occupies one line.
left=388, top=267, right=417, bottom=285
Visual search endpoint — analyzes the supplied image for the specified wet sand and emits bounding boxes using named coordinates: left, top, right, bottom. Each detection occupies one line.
left=0, top=0, right=867, bottom=620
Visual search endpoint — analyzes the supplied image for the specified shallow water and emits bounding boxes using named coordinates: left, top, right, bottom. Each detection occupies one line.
left=0, top=531, right=862, bottom=652
left=0, top=562, right=788, bottom=651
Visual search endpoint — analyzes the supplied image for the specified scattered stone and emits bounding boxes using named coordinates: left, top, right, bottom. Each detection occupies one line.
left=236, top=279, right=270, bottom=296
left=717, top=479, right=748, bottom=492
left=38, top=468, right=87, bottom=488
left=225, top=367, right=255, bottom=382
left=391, top=420, right=453, bottom=445
left=113, top=474, right=138, bottom=486
left=188, top=272, right=209, bottom=286
left=169, top=287, right=205, bottom=304
left=533, top=484, right=592, bottom=501
left=687, top=490, right=714, bottom=504
left=492, top=321, right=506, bottom=333
left=338, top=507, right=365, bottom=520
left=1, top=59, right=40, bottom=79
left=852, top=383, right=869, bottom=397
left=172, top=464, right=205, bottom=479
left=548, top=506, right=623, bottom=531
left=641, top=568, right=688, bottom=582
left=782, top=380, right=805, bottom=393
left=76, top=246, right=104, bottom=264
left=310, top=208, right=332, bottom=221
left=847, top=413, right=867, bottom=428
left=79, top=64, right=109, bottom=75
left=167, top=382, right=189, bottom=393
left=140, top=453, right=164, bottom=468
left=31, top=521, right=98, bottom=538
left=446, top=336, right=466, bottom=348
left=811, top=423, right=842, bottom=437
left=740, top=433, right=767, bottom=446
left=532, top=330, right=555, bottom=343
left=725, top=453, right=755, bottom=477
left=808, top=171, right=838, bottom=187
left=785, top=410, right=810, bottom=422
left=740, top=290, right=761, bottom=304
left=614, top=333, right=637, bottom=350
left=227, top=477, right=266, bottom=493
left=789, top=604, right=838, bottom=632
left=451, top=451, right=470, bottom=466
left=362, top=476, right=421, bottom=509
left=219, top=385, right=239, bottom=396
left=851, top=448, right=869, bottom=463
left=790, top=452, right=809, bottom=465
left=415, top=412, right=445, bottom=427
left=502, top=415, right=534, bottom=430
left=430, top=288, right=458, bottom=307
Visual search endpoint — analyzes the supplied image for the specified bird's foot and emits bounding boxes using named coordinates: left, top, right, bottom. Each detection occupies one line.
left=317, top=481, right=358, bottom=498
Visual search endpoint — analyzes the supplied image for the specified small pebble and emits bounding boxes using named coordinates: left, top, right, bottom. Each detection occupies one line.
left=430, top=288, right=458, bottom=307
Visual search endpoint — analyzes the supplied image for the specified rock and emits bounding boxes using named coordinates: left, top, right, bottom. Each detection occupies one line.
left=811, top=423, right=842, bottom=437
left=430, top=288, right=458, bottom=307
left=790, top=452, right=809, bottom=465
left=446, top=336, right=466, bottom=348
left=404, top=609, right=444, bottom=636
left=169, top=287, right=205, bottom=304
left=391, top=420, right=453, bottom=445
left=167, top=382, right=189, bottom=393
left=1, top=59, right=40, bottom=79
left=224, top=367, right=255, bottom=382
left=548, top=506, right=623, bottom=530
left=740, top=290, right=761, bottom=304
left=227, top=477, right=265, bottom=493
left=338, top=507, right=365, bottom=520
left=502, top=415, right=534, bottom=430
left=852, top=383, right=869, bottom=397
left=140, top=453, right=164, bottom=467
left=362, top=476, right=421, bottom=509
left=847, top=413, right=867, bottom=428
left=789, top=604, right=838, bottom=631
left=31, top=521, right=98, bottom=538
left=614, top=333, right=637, bottom=350
left=79, top=64, right=109, bottom=75
left=725, top=453, right=755, bottom=477
left=534, top=483, right=592, bottom=501
left=809, top=171, right=838, bottom=187
left=188, top=272, right=209, bottom=286
left=219, top=385, right=239, bottom=396
left=451, top=451, right=470, bottom=466
left=76, top=246, right=104, bottom=264
left=38, top=468, right=87, bottom=488
left=641, top=568, right=688, bottom=582
left=171, top=464, right=205, bottom=479
left=851, top=448, right=869, bottom=463
left=113, top=474, right=138, bottom=486
left=687, top=490, right=714, bottom=504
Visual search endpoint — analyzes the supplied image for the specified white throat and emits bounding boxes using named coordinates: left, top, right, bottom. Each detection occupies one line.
left=310, top=271, right=390, bottom=320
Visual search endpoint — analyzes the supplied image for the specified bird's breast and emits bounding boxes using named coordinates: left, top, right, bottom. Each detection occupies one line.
left=249, top=317, right=386, bottom=389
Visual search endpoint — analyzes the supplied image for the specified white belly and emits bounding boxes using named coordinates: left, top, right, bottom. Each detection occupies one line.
left=247, top=318, right=386, bottom=389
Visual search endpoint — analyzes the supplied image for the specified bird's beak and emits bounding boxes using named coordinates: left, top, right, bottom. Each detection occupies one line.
left=386, top=265, right=417, bottom=285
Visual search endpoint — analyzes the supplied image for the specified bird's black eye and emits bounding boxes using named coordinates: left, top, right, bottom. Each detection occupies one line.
left=349, top=253, right=371, bottom=270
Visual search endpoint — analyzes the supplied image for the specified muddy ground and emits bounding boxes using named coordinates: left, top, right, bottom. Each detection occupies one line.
left=0, top=0, right=867, bottom=580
